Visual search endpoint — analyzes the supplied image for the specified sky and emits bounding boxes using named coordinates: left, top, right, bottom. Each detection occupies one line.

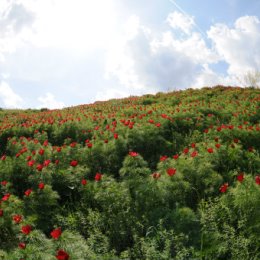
left=0, top=0, right=260, bottom=109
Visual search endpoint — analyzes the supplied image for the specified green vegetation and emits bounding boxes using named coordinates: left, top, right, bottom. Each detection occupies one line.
left=0, top=86, right=259, bottom=259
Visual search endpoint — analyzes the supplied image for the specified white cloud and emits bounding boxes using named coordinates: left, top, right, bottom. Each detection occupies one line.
left=95, top=88, right=130, bottom=102
left=167, top=11, right=195, bottom=35
left=105, top=12, right=218, bottom=92
left=37, top=93, right=65, bottom=109
left=0, top=81, right=23, bottom=108
left=208, top=15, right=260, bottom=76
left=192, top=64, right=237, bottom=88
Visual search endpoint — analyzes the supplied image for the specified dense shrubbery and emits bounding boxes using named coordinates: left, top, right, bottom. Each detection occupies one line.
left=0, top=86, right=259, bottom=259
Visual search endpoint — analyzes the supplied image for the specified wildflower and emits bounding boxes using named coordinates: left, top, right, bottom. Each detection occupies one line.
left=81, top=179, right=87, bottom=185
left=255, top=175, right=260, bottom=185
left=207, top=148, right=214, bottom=153
left=38, top=182, right=45, bottom=190
left=129, top=151, right=138, bottom=157
left=24, top=189, right=32, bottom=196
left=167, top=168, right=176, bottom=176
left=70, top=160, right=78, bottom=167
left=95, top=173, right=102, bottom=181
left=13, top=214, right=22, bottom=224
left=56, top=249, right=70, bottom=260
left=219, top=183, right=228, bottom=193
left=237, top=173, right=244, bottom=183
left=19, top=243, right=26, bottom=249
left=21, top=225, right=32, bottom=235
left=51, top=227, right=62, bottom=239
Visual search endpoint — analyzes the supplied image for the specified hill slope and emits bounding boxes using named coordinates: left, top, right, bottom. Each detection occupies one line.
left=0, top=86, right=260, bottom=259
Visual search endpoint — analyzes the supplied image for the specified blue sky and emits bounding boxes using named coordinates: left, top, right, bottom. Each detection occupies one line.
left=0, top=0, right=260, bottom=109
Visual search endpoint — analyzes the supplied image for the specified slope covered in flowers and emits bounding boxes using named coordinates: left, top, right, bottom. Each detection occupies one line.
left=0, top=86, right=260, bottom=259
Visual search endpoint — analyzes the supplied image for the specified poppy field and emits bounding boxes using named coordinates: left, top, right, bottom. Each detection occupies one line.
left=0, top=86, right=260, bottom=259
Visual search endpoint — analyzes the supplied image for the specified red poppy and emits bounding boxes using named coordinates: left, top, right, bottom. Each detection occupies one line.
left=95, top=173, right=102, bottom=181
left=44, top=159, right=51, bottom=167
left=167, top=168, right=176, bottom=176
left=24, top=189, right=32, bottom=196
left=38, top=149, right=45, bottom=156
left=36, top=164, right=44, bottom=171
left=38, top=182, right=45, bottom=190
left=21, top=225, right=32, bottom=235
left=1, top=155, right=6, bottom=161
left=13, top=214, right=22, bottom=224
left=27, top=160, right=35, bottom=167
left=51, top=227, right=62, bottom=239
left=129, top=151, right=138, bottom=157
left=19, top=242, right=26, bottom=249
left=173, top=154, right=179, bottom=160
left=1, top=180, right=7, bottom=186
left=2, top=193, right=11, bottom=201
left=81, top=179, right=87, bottom=185
left=114, top=133, right=118, bottom=139
left=237, top=173, right=244, bottom=183
left=70, top=160, right=78, bottom=167
left=183, top=148, right=189, bottom=154
left=56, top=249, right=70, bottom=260
left=87, top=143, right=93, bottom=148
left=191, top=143, right=196, bottom=148
left=160, top=155, right=168, bottom=161
left=215, top=143, right=221, bottom=149
left=152, top=173, right=161, bottom=179
left=219, top=183, right=228, bottom=193
left=255, top=175, right=260, bottom=185
left=191, top=150, right=198, bottom=158
left=207, top=148, right=214, bottom=153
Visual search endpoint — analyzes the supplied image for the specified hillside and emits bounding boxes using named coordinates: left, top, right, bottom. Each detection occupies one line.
left=0, top=86, right=260, bottom=259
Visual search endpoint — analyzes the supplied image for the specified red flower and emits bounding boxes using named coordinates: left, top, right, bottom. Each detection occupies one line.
left=191, top=143, right=196, bottom=148
left=38, top=149, right=45, bottom=156
left=160, top=155, right=168, bottom=161
left=191, top=150, right=198, bottom=158
left=24, top=189, right=32, bottom=196
left=21, top=225, right=32, bottom=235
left=129, top=151, right=138, bottom=157
left=219, top=183, right=228, bottom=193
left=36, top=164, right=44, bottom=171
left=173, top=154, right=179, bottom=160
left=1, top=180, right=7, bottom=186
left=215, top=143, right=221, bottom=149
left=2, top=193, right=11, bottom=201
left=152, top=173, right=161, bottom=179
left=1, top=155, right=6, bottom=161
left=114, top=133, right=118, bottom=139
left=237, top=173, right=244, bottom=183
left=87, top=143, right=93, bottom=148
left=81, top=179, right=87, bottom=185
left=183, top=148, right=189, bottom=154
left=207, top=148, right=214, bottom=153
left=19, top=242, right=26, bottom=249
left=70, top=160, right=78, bottom=167
left=51, top=227, right=62, bottom=239
left=38, top=182, right=45, bottom=190
left=43, top=140, right=48, bottom=146
left=13, top=214, right=22, bottom=224
left=44, top=159, right=51, bottom=167
left=27, top=160, right=35, bottom=167
left=255, top=175, right=260, bottom=185
left=56, top=249, right=70, bottom=260
left=95, top=173, right=102, bottom=181
left=167, top=168, right=176, bottom=176
left=0, top=209, right=3, bottom=217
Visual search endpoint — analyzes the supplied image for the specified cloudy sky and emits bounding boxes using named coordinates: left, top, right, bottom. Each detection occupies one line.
left=0, top=0, right=260, bottom=109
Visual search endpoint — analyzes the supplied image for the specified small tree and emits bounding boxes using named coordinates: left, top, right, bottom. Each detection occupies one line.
left=241, top=69, right=260, bottom=88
